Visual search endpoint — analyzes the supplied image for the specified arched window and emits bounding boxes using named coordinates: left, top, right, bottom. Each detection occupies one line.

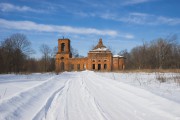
left=61, top=43, right=65, bottom=52
left=61, top=57, right=64, bottom=60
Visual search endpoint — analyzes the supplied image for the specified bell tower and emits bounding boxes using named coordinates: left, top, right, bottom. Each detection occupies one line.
left=57, top=38, right=72, bottom=58
left=56, top=38, right=72, bottom=73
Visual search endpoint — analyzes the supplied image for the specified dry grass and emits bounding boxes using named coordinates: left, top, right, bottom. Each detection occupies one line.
left=114, top=69, right=180, bottom=73
left=172, top=75, right=180, bottom=86
left=112, top=69, right=180, bottom=86
left=155, top=73, right=166, bottom=83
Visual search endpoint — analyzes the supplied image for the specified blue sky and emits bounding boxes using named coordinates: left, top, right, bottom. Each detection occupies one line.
left=0, top=0, right=180, bottom=58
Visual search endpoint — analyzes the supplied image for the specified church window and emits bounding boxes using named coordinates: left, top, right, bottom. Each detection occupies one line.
left=98, top=64, right=101, bottom=70
left=77, top=64, right=80, bottom=70
left=83, top=64, right=85, bottom=69
left=61, top=43, right=65, bottom=52
left=104, top=64, right=107, bottom=69
left=92, top=64, right=95, bottom=69
left=71, top=64, right=74, bottom=70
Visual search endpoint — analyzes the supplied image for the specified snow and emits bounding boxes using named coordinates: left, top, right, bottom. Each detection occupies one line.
left=92, top=47, right=109, bottom=51
left=0, top=73, right=55, bottom=100
left=0, top=71, right=180, bottom=120
left=113, top=55, right=124, bottom=58
left=96, top=72, right=180, bottom=103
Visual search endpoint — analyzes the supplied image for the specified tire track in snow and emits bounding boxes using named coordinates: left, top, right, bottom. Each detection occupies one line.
left=1, top=71, right=180, bottom=120
left=81, top=72, right=111, bottom=120
left=85, top=71, right=180, bottom=120
left=64, top=79, right=71, bottom=120
left=0, top=74, right=68, bottom=120
left=36, top=77, right=73, bottom=120
left=32, top=79, right=71, bottom=120
left=0, top=75, right=56, bottom=102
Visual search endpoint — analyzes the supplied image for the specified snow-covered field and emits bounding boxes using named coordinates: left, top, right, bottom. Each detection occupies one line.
left=0, top=71, right=180, bottom=120
left=97, top=72, right=180, bottom=103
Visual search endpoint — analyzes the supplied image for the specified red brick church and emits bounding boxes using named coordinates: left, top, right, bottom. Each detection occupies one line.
left=55, top=38, right=125, bottom=72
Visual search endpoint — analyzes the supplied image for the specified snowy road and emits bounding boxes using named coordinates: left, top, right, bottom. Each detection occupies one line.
left=0, top=71, right=180, bottom=120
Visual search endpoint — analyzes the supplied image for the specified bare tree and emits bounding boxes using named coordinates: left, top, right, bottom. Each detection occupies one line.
left=118, top=49, right=133, bottom=69
left=10, top=33, right=33, bottom=55
left=52, top=46, right=58, bottom=57
left=40, top=44, right=52, bottom=72
left=70, top=46, right=79, bottom=58
left=118, top=34, right=180, bottom=70
left=0, top=33, right=33, bottom=73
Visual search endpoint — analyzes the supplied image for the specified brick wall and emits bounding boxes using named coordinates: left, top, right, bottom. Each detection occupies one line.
left=55, top=38, right=125, bottom=72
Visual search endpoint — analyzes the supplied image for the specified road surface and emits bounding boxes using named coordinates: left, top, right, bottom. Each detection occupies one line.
left=0, top=71, right=180, bottom=120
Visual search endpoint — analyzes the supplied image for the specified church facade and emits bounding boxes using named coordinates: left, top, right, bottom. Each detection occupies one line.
left=55, top=38, right=125, bottom=72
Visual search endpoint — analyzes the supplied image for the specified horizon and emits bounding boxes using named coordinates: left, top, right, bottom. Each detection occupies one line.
left=0, top=0, right=180, bottom=58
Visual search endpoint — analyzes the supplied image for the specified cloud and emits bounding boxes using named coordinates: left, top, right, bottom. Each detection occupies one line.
left=100, top=12, right=180, bottom=26
left=122, top=0, right=150, bottom=5
left=156, top=16, right=180, bottom=25
left=120, top=34, right=134, bottom=39
left=0, top=19, right=118, bottom=36
left=0, top=3, right=44, bottom=13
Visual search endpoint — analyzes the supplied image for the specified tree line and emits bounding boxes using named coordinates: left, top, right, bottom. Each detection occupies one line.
left=118, top=35, right=180, bottom=69
left=0, top=33, right=179, bottom=73
left=0, top=33, right=56, bottom=73
left=0, top=33, right=80, bottom=74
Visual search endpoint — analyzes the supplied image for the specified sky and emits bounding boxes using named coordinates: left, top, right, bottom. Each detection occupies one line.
left=0, top=0, right=180, bottom=58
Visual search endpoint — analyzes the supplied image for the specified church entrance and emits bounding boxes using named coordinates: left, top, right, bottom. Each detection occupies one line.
left=98, top=64, right=101, bottom=70
left=60, top=62, right=64, bottom=71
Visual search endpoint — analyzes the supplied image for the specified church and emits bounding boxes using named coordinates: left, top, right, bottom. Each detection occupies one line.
left=55, top=38, right=125, bottom=72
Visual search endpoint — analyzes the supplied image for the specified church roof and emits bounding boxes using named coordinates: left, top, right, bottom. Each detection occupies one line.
left=92, top=38, right=109, bottom=51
